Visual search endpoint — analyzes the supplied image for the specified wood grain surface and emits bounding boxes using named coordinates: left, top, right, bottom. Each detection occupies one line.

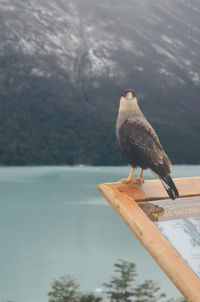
left=97, top=177, right=200, bottom=302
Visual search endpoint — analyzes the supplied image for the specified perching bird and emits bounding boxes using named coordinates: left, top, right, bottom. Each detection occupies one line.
left=116, top=89, right=179, bottom=200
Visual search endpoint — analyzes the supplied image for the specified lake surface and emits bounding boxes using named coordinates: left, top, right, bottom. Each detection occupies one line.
left=0, top=165, right=199, bottom=302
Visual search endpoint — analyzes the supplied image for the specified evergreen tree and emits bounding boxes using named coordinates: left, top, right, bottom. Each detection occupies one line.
left=79, top=293, right=102, bottom=302
left=133, top=280, right=166, bottom=302
left=104, top=259, right=137, bottom=302
left=167, top=298, right=187, bottom=302
left=48, top=275, right=80, bottom=302
left=47, top=262, right=186, bottom=302
left=48, top=275, right=102, bottom=302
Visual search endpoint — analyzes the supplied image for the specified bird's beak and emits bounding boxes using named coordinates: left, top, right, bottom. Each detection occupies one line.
left=120, top=96, right=136, bottom=105
left=126, top=92, right=134, bottom=100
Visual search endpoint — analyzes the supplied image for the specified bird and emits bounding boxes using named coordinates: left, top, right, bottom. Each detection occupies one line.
left=116, top=89, right=179, bottom=200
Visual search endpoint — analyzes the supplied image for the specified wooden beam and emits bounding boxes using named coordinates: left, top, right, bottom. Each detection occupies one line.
left=97, top=177, right=200, bottom=302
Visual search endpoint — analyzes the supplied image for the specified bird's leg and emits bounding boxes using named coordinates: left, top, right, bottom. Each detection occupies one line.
left=119, top=167, right=134, bottom=183
left=133, top=168, right=144, bottom=184
left=119, top=168, right=144, bottom=185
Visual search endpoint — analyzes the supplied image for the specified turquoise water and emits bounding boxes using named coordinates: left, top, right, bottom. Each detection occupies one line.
left=0, top=165, right=199, bottom=302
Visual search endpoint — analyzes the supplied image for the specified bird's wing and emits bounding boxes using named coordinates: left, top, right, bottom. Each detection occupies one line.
left=126, top=118, right=171, bottom=175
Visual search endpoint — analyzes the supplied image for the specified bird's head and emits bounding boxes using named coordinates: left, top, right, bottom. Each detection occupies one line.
left=119, top=89, right=138, bottom=111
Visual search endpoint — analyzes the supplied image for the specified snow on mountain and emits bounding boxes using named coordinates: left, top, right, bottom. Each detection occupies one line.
left=0, top=0, right=200, bottom=164
left=1, top=0, right=200, bottom=87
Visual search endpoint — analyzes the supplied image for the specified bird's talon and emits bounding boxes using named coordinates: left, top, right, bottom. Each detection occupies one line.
left=119, top=178, right=144, bottom=185
left=134, top=178, right=144, bottom=185
left=131, top=178, right=144, bottom=185
left=119, top=178, right=132, bottom=184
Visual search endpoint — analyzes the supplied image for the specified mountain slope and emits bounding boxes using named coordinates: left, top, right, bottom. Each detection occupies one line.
left=0, top=0, right=200, bottom=165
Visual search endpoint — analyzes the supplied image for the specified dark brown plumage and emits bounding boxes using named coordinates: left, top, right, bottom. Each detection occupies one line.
left=116, top=89, right=179, bottom=200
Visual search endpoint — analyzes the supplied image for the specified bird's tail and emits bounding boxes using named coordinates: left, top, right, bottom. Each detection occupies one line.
left=160, top=175, right=179, bottom=200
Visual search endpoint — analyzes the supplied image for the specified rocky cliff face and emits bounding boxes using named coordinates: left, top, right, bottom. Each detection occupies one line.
left=0, top=0, right=200, bottom=165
